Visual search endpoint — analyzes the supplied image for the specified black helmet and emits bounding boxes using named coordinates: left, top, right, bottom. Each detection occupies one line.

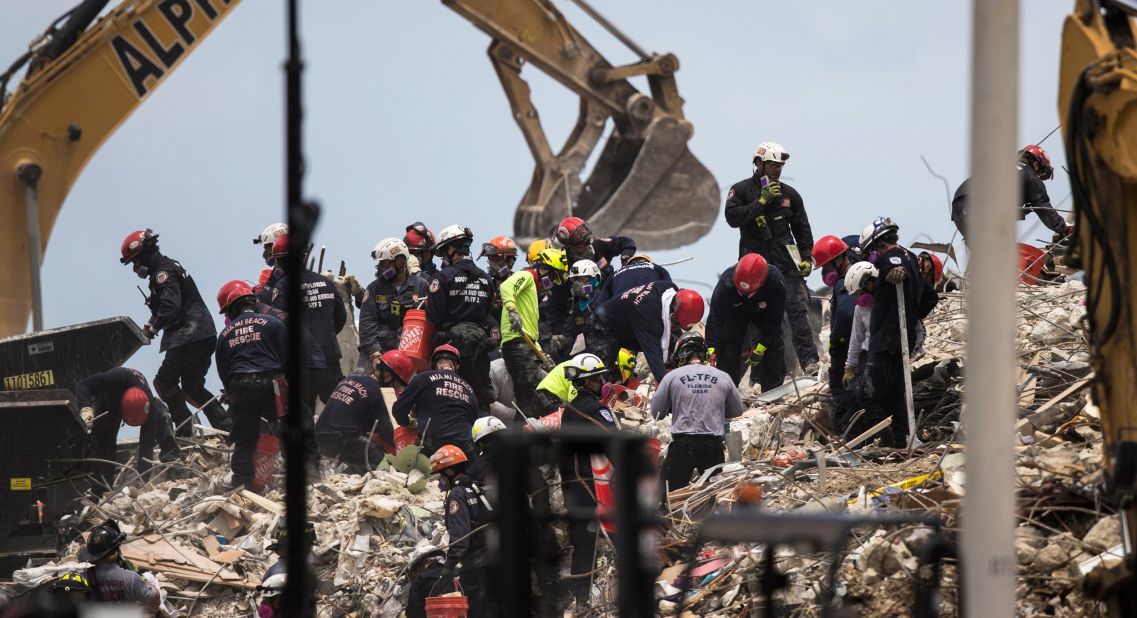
left=50, top=572, right=92, bottom=598
left=670, top=332, right=708, bottom=366
left=80, top=520, right=127, bottom=561
left=268, top=521, right=317, bottom=552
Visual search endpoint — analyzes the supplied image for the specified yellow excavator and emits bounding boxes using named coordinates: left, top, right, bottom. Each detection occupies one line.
left=0, top=0, right=719, bottom=338
left=1058, top=0, right=1137, bottom=612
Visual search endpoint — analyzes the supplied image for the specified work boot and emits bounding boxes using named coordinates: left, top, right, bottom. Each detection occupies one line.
left=801, top=361, right=821, bottom=376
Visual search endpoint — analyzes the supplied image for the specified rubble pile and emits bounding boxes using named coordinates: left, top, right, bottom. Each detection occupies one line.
left=0, top=280, right=1119, bottom=616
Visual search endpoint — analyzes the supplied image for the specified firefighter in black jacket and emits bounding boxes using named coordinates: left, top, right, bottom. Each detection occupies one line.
left=120, top=229, right=232, bottom=436
left=76, top=367, right=180, bottom=487
left=315, top=374, right=395, bottom=473
left=811, top=235, right=863, bottom=413
left=593, top=255, right=672, bottom=307
left=425, top=225, right=496, bottom=410
left=358, top=237, right=429, bottom=357
left=392, top=345, right=479, bottom=458
left=215, top=280, right=289, bottom=490
left=858, top=218, right=937, bottom=447
left=431, top=444, right=496, bottom=618
left=705, top=254, right=787, bottom=391
left=264, top=233, right=347, bottom=410
left=951, top=144, right=1068, bottom=245
left=724, top=142, right=819, bottom=374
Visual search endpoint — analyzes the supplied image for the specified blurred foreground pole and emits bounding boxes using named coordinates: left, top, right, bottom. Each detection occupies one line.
left=963, top=0, right=1019, bottom=615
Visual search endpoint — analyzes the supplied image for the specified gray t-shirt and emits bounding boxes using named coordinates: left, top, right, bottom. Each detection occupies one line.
left=90, top=562, right=159, bottom=609
left=651, top=363, right=744, bottom=436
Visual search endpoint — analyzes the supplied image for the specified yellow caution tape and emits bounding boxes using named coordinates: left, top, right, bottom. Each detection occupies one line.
left=848, top=469, right=943, bottom=506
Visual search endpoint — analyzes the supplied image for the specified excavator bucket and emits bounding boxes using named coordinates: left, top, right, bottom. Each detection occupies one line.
left=571, top=116, right=719, bottom=250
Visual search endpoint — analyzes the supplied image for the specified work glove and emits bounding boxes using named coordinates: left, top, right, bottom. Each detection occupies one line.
left=706, top=346, right=717, bottom=367
left=744, top=343, right=767, bottom=366
left=843, top=365, right=855, bottom=387
left=798, top=260, right=813, bottom=277
left=141, top=324, right=155, bottom=341
left=507, top=308, right=524, bottom=334
left=80, top=406, right=96, bottom=426
left=757, top=182, right=782, bottom=206
left=885, top=267, right=907, bottom=285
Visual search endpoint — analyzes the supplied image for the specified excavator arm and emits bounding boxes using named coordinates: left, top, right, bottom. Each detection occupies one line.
left=1058, top=0, right=1137, bottom=612
left=442, top=0, right=720, bottom=250
left=0, top=0, right=240, bottom=337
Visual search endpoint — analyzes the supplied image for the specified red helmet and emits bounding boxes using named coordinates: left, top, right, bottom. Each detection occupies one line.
left=271, top=233, right=289, bottom=259
left=1020, top=144, right=1054, bottom=180
left=119, top=229, right=158, bottom=264
left=811, top=235, right=848, bottom=269
left=733, top=253, right=769, bottom=296
left=556, top=217, right=593, bottom=247
left=673, top=289, right=705, bottom=330
left=217, top=279, right=255, bottom=314
left=429, top=444, right=469, bottom=473
left=431, top=344, right=461, bottom=368
left=120, top=387, right=150, bottom=427
left=376, top=349, right=415, bottom=385
left=404, top=222, right=436, bottom=251
left=920, top=252, right=944, bottom=284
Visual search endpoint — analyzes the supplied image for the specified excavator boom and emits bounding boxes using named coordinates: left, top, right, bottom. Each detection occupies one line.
left=0, top=0, right=240, bottom=337
left=443, top=0, right=720, bottom=250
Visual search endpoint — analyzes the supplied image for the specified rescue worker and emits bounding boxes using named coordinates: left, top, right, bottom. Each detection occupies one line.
left=431, top=445, right=496, bottom=617
left=315, top=373, right=395, bottom=473
left=257, top=573, right=286, bottom=618
left=120, top=229, right=231, bottom=436
left=373, top=348, right=415, bottom=396
left=565, top=259, right=601, bottom=348
left=534, top=357, right=577, bottom=413
left=253, top=223, right=288, bottom=301
left=358, top=237, right=429, bottom=357
left=919, top=251, right=958, bottom=293
left=404, top=222, right=439, bottom=276
left=558, top=353, right=616, bottom=606
left=724, top=142, right=819, bottom=373
left=425, top=225, right=496, bottom=410
left=480, top=236, right=519, bottom=351
left=858, top=218, right=935, bottom=447
left=78, top=520, right=161, bottom=612
left=705, top=253, right=787, bottom=391
left=585, top=281, right=704, bottom=381
left=466, top=416, right=506, bottom=485
left=554, top=216, right=637, bottom=277
left=392, top=345, right=479, bottom=458
left=593, top=254, right=672, bottom=307
left=500, top=248, right=569, bottom=417
left=215, top=280, right=291, bottom=490
left=266, top=233, right=347, bottom=409
left=76, top=367, right=180, bottom=487
left=842, top=262, right=878, bottom=436
left=600, top=348, right=643, bottom=406
left=405, top=544, right=446, bottom=618
left=651, top=333, right=744, bottom=492
left=951, top=145, right=1069, bottom=244
left=811, top=235, right=863, bottom=416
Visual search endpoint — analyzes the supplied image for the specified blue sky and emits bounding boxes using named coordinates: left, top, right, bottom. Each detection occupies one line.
left=2, top=1, right=1073, bottom=397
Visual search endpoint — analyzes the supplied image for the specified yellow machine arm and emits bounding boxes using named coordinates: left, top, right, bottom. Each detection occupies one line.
left=0, top=0, right=240, bottom=337
left=1058, top=0, right=1137, bottom=610
left=442, top=0, right=720, bottom=251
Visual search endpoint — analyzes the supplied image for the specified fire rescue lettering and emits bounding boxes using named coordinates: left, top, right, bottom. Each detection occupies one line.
left=429, top=374, right=471, bottom=403
left=111, top=0, right=237, bottom=98
left=330, top=380, right=369, bottom=405
left=225, top=316, right=267, bottom=348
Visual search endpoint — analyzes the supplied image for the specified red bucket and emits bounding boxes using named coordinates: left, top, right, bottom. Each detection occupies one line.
left=1018, top=243, right=1046, bottom=285
left=249, top=431, right=280, bottom=493
left=399, top=309, right=436, bottom=372
left=425, top=594, right=468, bottom=618
left=394, top=426, right=418, bottom=451
left=645, top=437, right=661, bottom=468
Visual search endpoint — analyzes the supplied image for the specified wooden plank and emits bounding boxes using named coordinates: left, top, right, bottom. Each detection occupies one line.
left=238, top=490, right=284, bottom=515
left=1015, top=376, right=1092, bottom=436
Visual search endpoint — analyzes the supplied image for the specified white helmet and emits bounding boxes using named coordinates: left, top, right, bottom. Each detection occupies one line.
left=371, top=237, right=408, bottom=263
left=435, top=225, right=474, bottom=253
left=408, top=543, right=444, bottom=571
left=569, top=259, right=601, bottom=279
left=254, top=223, right=288, bottom=246
left=258, top=572, right=286, bottom=599
left=858, top=217, right=899, bottom=253
left=564, top=353, right=607, bottom=382
left=753, top=142, right=789, bottom=164
left=844, top=261, right=879, bottom=294
left=472, top=416, right=506, bottom=444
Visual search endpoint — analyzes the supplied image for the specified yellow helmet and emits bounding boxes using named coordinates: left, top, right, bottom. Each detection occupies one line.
left=533, top=248, right=569, bottom=285
left=527, top=239, right=550, bottom=265
left=627, top=254, right=653, bottom=265
left=617, top=348, right=637, bottom=382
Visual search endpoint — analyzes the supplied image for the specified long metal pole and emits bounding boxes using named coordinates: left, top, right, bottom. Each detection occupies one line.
left=18, top=163, right=44, bottom=332
left=963, top=0, right=1019, bottom=615
left=895, top=282, right=916, bottom=450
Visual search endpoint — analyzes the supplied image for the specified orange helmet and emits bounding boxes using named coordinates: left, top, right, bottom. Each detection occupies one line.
left=120, top=387, right=150, bottom=427
left=429, top=444, right=468, bottom=473
left=479, top=235, right=518, bottom=259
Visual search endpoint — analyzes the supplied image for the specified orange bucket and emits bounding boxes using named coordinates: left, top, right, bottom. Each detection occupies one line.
left=644, top=437, right=661, bottom=468
left=249, top=431, right=280, bottom=493
left=1018, top=243, right=1046, bottom=285
left=399, top=309, right=436, bottom=372
left=394, top=426, right=419, bottom=451
left=425, top=594, right=468, bottom=618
